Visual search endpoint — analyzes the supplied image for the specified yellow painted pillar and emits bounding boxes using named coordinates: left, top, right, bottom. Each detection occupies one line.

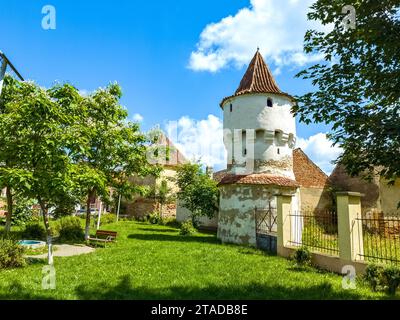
left=336, top=192, right=364, bottom=262
left=277, top=194, right=293, bottom=252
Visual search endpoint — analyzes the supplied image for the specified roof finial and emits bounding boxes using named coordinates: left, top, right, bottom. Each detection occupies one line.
left=257, top=47, right=260, bottom=52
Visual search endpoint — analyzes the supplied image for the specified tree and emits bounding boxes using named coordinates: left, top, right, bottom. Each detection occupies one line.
left=0, top=76, right=51, bottom=235
left=73, top=83, right=159, bottom=240
left=146, top=178, right=175, bottom=218
left=175, top=163, right=219, bottom=226
left=0, top=79, right=82, bottom=262
left=294, top=1, right=400, bottom=184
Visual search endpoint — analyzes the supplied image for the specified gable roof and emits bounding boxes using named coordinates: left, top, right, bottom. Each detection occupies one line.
left=156, top=133, right=187, bottom=167
left=218, top=173, right=299, bottom=188
left=213, top=148, right=328, bottom=188
left=293, top=148, right=328, bottom=188
left=220, top=50, right=295, bottom=107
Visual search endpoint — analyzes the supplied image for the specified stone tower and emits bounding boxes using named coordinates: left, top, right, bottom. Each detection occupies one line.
left=217, top=50, right=300, bottom=247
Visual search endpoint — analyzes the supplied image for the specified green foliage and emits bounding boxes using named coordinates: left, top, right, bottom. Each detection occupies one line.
left=0, top=239, right=26, bottom=269
left=101, top=213, right=117, bottom=225
left=146, top=179, right=176, bottom=217
left=364, top=263, right=384, bottom=292
left=176, top=163, right=219, bottom=222
left=382, top=265, right=400, bottom=295
left=52, top=197, right=77, bottom=219
left=55, top=216, right=84, bottom=243
left=292, top=246, right=312, bottom=266
left=179, top=220, right=196, bottom=236
left=0, top=76, right=159, bottom=246
left=294, top=1, right=400, bottom=187
left=12, top=197, right=39, bottom=226
left=159, top=217, right=180, bottom=228
left=364, top=263, right=400, bottom=295
left=148, top=212, right=161, bottom=225
left=22, top=223, right=47, bottom=241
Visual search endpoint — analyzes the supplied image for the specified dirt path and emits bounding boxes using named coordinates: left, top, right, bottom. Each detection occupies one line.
left=26, top=244, right=95, bottom=259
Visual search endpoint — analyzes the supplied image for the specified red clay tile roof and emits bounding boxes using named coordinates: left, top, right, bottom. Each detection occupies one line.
left=292, top=148, right=328, bottom=188
left=214, top=148, right=328, bottom=188
left=218, top=173, right=299, bottom=187
left=213, top=169, right=229, bottom=183
left=220, top=50, right=295, bottom=107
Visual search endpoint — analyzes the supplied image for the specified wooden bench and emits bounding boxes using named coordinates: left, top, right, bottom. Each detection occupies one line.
left=88, top=230, right=117, bottom=247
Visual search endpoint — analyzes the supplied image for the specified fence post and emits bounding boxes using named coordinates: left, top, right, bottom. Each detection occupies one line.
left=277, top=194, right=293, bottom=254
left=336, top=192, right=364, bottom=262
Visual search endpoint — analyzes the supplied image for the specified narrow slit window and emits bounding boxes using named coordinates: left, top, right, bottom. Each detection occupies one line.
left=277, top=148, right=280, bottom=155
left=230, top=104, right=233, bottom=112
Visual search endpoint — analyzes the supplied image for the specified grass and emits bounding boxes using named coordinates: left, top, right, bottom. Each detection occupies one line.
left=0, top=221, right=394, bottom=300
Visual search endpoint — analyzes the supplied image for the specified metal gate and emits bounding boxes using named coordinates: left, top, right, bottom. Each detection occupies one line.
left=255, top=202, right=277, bottom=253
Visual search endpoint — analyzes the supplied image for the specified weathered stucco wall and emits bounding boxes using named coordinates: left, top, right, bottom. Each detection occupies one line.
left=222, top=93, right=296, bottom=178
left=299, top=187, right=333, bottom=214
left=218, top=184, right=298, bottom=246
left=329, top=165, right=381, bottom=213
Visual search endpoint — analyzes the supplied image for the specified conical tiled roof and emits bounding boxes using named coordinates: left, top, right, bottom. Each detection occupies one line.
left=235, top=50, right=281, bottom=95
left=220, top=50, right=294, bottom=107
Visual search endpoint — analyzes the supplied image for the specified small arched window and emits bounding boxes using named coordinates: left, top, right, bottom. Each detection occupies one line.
left=267, top=98, right=273, bottom=107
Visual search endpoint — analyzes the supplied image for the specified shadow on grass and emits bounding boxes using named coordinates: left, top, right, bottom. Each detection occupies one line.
left=72, top=275, right=381, bottom=300
left=0, top=281, right=56, bottom=300
left=127, top=233, right=220, bottom=245
left=137, top=227, right=178, bottom=233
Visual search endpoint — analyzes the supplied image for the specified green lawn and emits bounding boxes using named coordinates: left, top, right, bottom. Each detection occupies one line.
left=0, top=221, right=392, bottom=299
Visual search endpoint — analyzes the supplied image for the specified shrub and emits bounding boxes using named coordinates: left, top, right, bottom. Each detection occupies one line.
left=179, top=220, right=196, bottom=236
left=162, top=217, right=180, bottom=228
left=0, top=239, right=26, bottom=269
left=101, top=213, right=117, bottom=225
left=148, top=212, right=161, bottom=225
left=56, top=216, right=84, bottom=243
left=382, top=265, right=400, bottom=295
left=364, top=263, right=384, bottom=292
left=292, top=246, right=312, bottom=266
left=22, top=222, right=47, bottom=241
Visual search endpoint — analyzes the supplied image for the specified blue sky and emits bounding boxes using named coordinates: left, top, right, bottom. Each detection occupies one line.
left=0, top=0, right=341, bottom=173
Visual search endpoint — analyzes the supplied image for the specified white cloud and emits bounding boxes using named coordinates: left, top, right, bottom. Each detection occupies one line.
left=189, top=0, right=328, bottom=72
left=165, top=115, right=226, bottom=170
left=132, top=113, right=144, bottom=122
left=164, top=114, right=341, bottom=175
left=296, top=133, right=342, bottom=175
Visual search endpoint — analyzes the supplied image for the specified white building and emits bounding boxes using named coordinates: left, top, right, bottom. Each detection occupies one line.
left=217, top=50, right=300, bottom=247
left=177, top=50, right=333, bottom=249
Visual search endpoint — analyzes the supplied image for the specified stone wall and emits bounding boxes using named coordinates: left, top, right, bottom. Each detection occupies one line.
left=124, top=198, right=177, bottom=218
left=123, top=167, right=179, bottom=219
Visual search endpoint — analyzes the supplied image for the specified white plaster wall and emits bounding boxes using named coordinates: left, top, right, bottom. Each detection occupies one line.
left=223, top=94, right=296, bottom=135
left=222, top=93, right=296, bottom=177
left=176, top=200, right=218, bottom=228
